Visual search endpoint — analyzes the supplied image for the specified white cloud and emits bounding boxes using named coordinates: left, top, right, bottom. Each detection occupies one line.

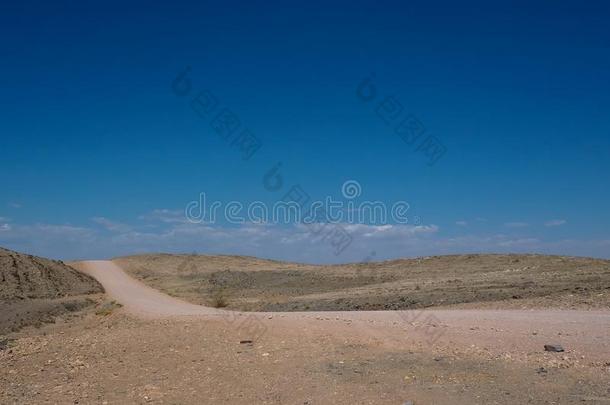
left=0, top=223, right=94, bottom=238
left=0, top=215, right=608, bottom=263
left=91, top=217, right=132, bottom=233
left=504, top=222, right=529, bottom=228
left=497, top=238, right=540, bottom=247
left=33, top=224, right=94, bottom=237
left=8, top=202, right=21, bottom=209
left=343, top=223, right=438, bottom=238
left=456, top=221, right=468, bottom=226
left=139, top=209, right=188, bottom=224
left=545, top=219, right=567, bottom=227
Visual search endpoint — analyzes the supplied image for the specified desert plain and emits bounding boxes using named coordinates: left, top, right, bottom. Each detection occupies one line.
left=1, top=248, right=610, bottom=404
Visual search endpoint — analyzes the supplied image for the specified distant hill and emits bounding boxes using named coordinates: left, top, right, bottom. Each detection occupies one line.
left=115, top=253, right=610, bottom=311
left=0, top=247, right=102, bottom=302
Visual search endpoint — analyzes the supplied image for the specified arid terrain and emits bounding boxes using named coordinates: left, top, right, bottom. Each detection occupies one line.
left=2, top=250, right=610, bottom=404
left=0, top=247, right=104, bottom=335
left=115, top=253, right=610, bottom=311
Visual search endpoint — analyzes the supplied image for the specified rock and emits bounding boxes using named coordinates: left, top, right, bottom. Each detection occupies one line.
left=403, top=401, right=414, bottom=405
left=544, top=344, right=564, bottom=352
left=239, top=340, right=253, bottom=344
left=0, top=339, right=8, bottom=350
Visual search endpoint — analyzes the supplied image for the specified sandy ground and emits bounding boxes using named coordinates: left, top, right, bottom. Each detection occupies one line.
left=2, top=260, right=608, bottom=404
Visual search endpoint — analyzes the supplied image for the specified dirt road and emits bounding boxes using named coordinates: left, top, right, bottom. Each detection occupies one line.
left=3, top=260, right=610, bottom=404
left=76, top=260, right=223, bottom=317
left=78, top=260, right=610, bottom=360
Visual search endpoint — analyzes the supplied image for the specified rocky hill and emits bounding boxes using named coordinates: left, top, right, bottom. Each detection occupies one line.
left=0, top=247, right=103, bottom=334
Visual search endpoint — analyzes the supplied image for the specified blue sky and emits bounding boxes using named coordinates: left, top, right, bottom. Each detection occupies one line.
left=1, top=0, right=609, bottom=262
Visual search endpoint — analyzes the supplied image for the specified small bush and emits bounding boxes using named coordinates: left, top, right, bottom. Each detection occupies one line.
left=210, top=290, right=229, bottom=308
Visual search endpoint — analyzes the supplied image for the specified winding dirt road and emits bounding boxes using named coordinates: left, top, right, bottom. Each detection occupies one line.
left=77, top=260, right=610, bottom=359
left=4, top=260, right=610, bottom=404
left=77, top=260, right=224, bottom=317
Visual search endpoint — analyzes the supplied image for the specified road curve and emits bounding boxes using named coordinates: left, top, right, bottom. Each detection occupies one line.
left=76, top=260, right=226, bottom=317
left=75, top=260, right=610, bottom=358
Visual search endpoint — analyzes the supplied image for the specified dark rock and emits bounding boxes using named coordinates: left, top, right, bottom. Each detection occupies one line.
left=544, top=344, right=564, bottom=352
left=239, top=340, right=253, bottom=344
